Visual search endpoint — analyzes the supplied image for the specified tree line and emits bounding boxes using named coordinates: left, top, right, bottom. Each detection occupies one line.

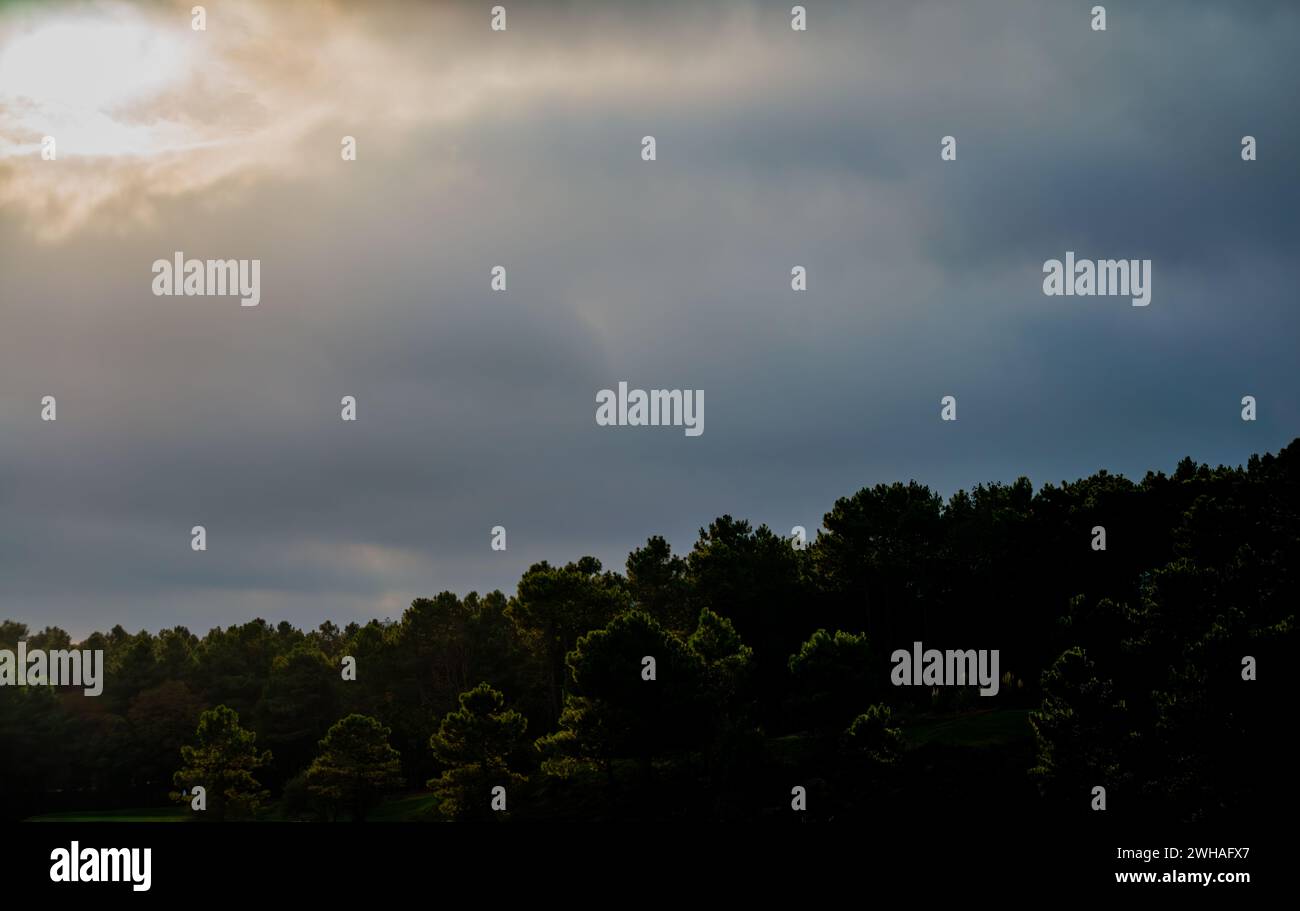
left=2, top=440, right=1294, bottom=821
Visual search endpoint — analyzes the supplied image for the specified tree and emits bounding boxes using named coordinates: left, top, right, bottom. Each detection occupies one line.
left=843, top=704, right=904, bottom=767
left=172, top=705, right=271, bottom=821
left=0, top=684, right=73, bottom=821
left=685, top=517, right=811, bottom=721
left=787, top=629, right=875, bottom=738
left=191, top=620, right=279, bottom=721
left=537, top=611, right=708, bottom=783
left=812, top=482, right=945, bottom=647
left=687, top=608, right=758, bottom=786
left=428, top=683, right=528, bottom=821
left=626, top=536, right=693, bottom=633
left=830, top=704, right=906, bottom=816
left=258, top=644, right=340, bottom=785
left=126, top=680, right=206, bottom=794
left=152, top=626, right=198, bottom=681
left=305, top=714, right=403, bottom=822
left=508, top=558, right=630, bottom=723
left=1029, top=647, right=1130, bottom=807
left=687, top=608, right=753, bottom=704
left=6, top=437, right=1297, bottom=824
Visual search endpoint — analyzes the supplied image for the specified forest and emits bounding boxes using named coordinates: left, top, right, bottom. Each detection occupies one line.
left=2, top=440, right=1294, bottom=823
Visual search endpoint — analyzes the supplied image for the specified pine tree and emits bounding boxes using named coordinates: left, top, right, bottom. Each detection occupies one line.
left=306, top=714, right=403, bottom=822
left=428, top=683, right=527, bottom=821
left=172, top=705, right=271, bottom=821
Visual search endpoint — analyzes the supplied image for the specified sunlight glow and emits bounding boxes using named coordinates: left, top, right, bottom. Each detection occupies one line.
left=0, top=12, right=198, bottom=157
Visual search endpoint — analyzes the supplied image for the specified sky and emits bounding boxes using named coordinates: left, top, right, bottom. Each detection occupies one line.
left=1, top=0, right=1297, bottom=638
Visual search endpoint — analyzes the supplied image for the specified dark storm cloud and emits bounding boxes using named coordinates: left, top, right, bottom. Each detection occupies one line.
left=1, top=0, right=1296, bottom=637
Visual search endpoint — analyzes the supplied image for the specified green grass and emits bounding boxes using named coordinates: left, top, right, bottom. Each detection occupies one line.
left=26, top=792, right=441, bottom=823
left=766, top=732, right=816, bottom=765
left=27, top=806, right=190, bottom=823
left=902, top=708, right=1032, bottom=748
left=768, top=708, right=1034, bottom=760
left=365, top=792, right=439, bottom=821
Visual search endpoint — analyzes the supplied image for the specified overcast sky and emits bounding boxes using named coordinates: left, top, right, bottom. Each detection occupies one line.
left=1, top=0, right=1297, bottom=638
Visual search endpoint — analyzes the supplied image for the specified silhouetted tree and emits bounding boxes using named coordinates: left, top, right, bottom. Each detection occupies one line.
left=509, top=558, right=630, bottom=724
left=788, top=628, right=875, bottom=740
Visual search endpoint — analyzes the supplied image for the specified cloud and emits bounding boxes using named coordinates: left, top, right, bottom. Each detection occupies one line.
left=1, top=0, right=1297, bottom=638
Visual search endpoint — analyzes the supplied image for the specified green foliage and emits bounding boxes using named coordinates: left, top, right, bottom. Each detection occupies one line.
left=259, top=644, right=340, bottom=785
left=279, top=770, right=322, bottom=821
left=0, top=683, right=73, bottom=820
left=813, top=481, right=946, bottom=596
left=509, top=558, right=631, bottom=724
left=428, top=683, right=528, bottom=821
left=126, top=680, right=206, bottom=793
left=172, top=705, right=271, bottom=821
left=543, top=611, right=708, bottom=775
left=788, top=628, right=874, bottom=737
left=688, top=608, right=753, bottom=703
left=1029, top=647, right=1130, bottom=801
left=305, top=714, right=403, bottom=822
left=4, top=439, right=1295, bottom=823
left=843, top=704, right=904, bottom=766
left=626, top=536, right=694, bottom=633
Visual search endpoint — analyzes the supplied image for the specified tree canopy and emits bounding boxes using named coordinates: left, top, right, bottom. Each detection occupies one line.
left=3, top=440, right=1294, bottom=823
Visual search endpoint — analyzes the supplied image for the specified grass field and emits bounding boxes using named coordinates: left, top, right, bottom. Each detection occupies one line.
left=767, top=707, right=1033, bottom=760
left=26, top=792, right=440, bottom=823
left=903, top=708, right=1033, bottom=748
left=27, top=806, right=190, bottom=823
